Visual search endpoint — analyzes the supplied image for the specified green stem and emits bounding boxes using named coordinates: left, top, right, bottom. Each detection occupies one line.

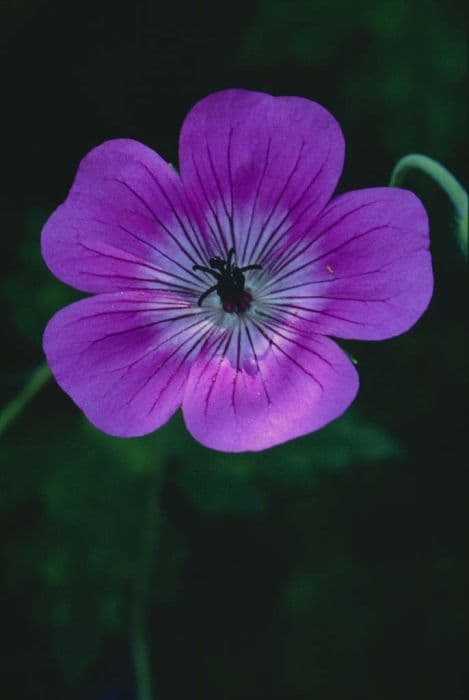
left=390, top=153, right=468, bottom=258
left=0, top=363, right=51, bottom=437
left=131, top=476, right=160, bottom=700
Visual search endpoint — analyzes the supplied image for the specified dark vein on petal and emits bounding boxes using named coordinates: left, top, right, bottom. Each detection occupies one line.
left=69, top=299, right=189, bottom=311
left=268, top=200, right=387, bottom=277
left=62, top=307, right=191, bottom=333
left=248, top=139, right=306, bottom=262
left=81, top=269, right=200, bottom=295
left=205, top=133, right=232, bottom=234
left=78, top=240, right=169, bottom=276
left=85, top=282, right=196, bottom=297
left=270, top=294, right=392, bottom=304
left=240, top=137, right=272, bottom=265
left=191, top=154, right=228, bottom=255
left=264, top=224, right=394, bottom=292
left=250, top=319, right=324, bottom=389
left=255, top=151, right=329, bottom=267
left=231, top=322, right=242, bottom=414
left=266, top=257, right=414, bottom=293
left=243, top=321, right=271, bottom=404
left=170, top=182, right=211, bottom=264
left=258, top=193, right=320, bottom=271
left=122, top=319, right=214, bottom=408
left=193, top=330, right=228, bottom=386
left=258, top=320, right=336, bottom=371
left=144, top=325, right=218, bottom=414
left=88, top=216, right=204, bottom=284
left=203, top=331, right=233, bottom=416
left=75, top=311, right=201, bottom=351
left=111, top=178, right=200, bottom=265
left=84, top=316, right=210, bottom=378
left=226, top=127, right=237, bottom=252
left=139, top=162, right=208, bottom=263
left=263, top=303, right=368, bottom=327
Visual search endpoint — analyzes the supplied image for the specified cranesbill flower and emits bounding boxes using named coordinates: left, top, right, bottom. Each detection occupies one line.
left=42, top=89, right=433, bottom=452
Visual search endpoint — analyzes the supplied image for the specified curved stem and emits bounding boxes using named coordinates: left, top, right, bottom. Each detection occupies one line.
left=0, top=363, right=51, bottom=437
left=131, top=476, right=160, bottom=700
left=390, top=154, right=467, bottom=258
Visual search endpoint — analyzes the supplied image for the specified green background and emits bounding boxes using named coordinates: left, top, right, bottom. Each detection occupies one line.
left=0, top=1, right=467, bottom=698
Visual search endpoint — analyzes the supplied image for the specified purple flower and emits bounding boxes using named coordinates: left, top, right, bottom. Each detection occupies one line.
left=42, top=89, right=433, bottom=452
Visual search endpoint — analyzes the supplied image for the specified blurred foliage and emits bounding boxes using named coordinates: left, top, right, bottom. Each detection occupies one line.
left=1, top=398, right=399, bottom=681
left=283, top=555, right=375, bottom=694
left=175, top=410, right=400, bottom=513
left=1, top=417, right=186, bottom=680
left=239, top=0, right=466, bottom=158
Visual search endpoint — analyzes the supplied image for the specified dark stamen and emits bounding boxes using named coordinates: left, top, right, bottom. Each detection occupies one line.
left=192, top=248, right=262, bottom=312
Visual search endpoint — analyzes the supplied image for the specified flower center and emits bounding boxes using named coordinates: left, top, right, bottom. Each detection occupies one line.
left=193, top=248, right=262, bottom=314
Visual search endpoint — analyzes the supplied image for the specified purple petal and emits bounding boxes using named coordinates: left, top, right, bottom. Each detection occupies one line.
left=266, top=188, right=433, bottom=340
left=182, top=323, right=358, bottom=452
left=41, top=139, right=207, bottom=294
left=178, top=89, right=344, bottom=265
left=43, top=291, right=212, bottom=436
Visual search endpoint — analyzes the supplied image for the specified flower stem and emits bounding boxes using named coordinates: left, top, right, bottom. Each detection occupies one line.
left=131, top=475, right=160, bottom=700
left=0, top=363, right=51, bottom=437
left=390, top=154, right=468, bottom=258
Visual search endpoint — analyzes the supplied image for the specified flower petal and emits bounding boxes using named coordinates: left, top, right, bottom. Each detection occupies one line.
left=179, top=89, right=344, bottom=265
left=41, top=139, right=208, bottom=295
left=182, top=323, right=358, bottom=452
left=43, top=291, right=213, bottom=436
left=266, top=188, right=433, bottom=340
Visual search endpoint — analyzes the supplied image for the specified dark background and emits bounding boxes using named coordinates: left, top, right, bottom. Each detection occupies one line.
left=1, top=1, right=467, bottom=699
